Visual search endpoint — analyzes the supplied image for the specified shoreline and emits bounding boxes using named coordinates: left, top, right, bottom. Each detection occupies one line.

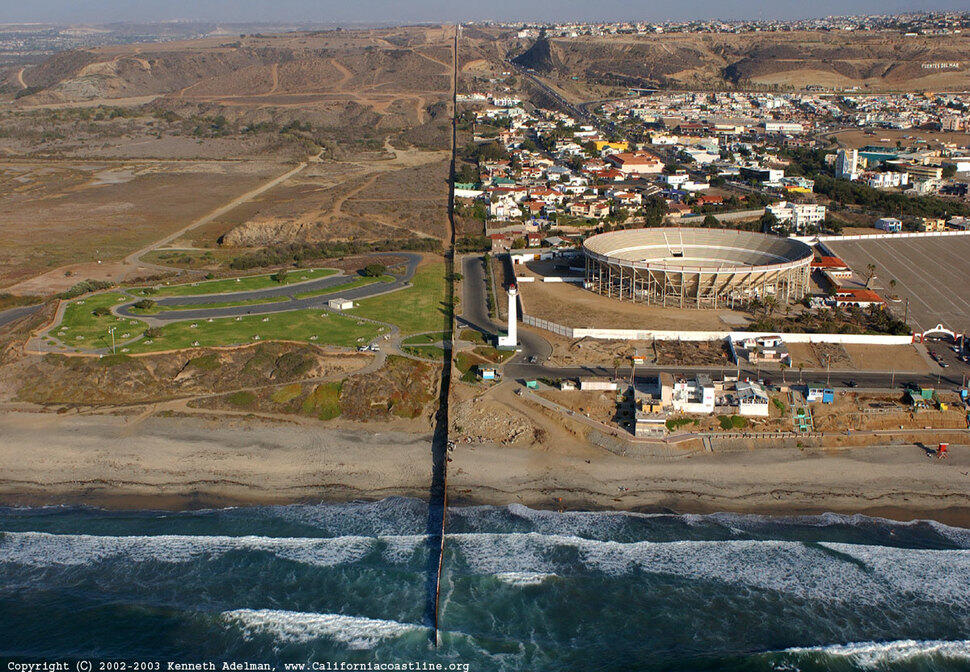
left=0, top=410, right=968, bottom=528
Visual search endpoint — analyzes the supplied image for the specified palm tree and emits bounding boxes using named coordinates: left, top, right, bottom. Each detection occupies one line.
left=889, top=278, right=897, bottom=298
left=865, top=263, right=877, bottom=289
left=797, top=362, right=805, bottom=383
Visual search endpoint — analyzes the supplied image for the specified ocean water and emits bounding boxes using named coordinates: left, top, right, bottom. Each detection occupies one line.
left=1, top=498, right=970, bottom=671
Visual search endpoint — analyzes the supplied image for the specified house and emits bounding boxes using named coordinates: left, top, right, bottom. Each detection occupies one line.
left=731, top=335, right=791, bottom=365
left=634, top=373, right=674, bottom=409
left=736, top=380, right=770, bottom=417
left=328, top=298, right=354, bottom=311
left=604, top=151, right=664, bottom=175
left=805, top=383, right=835, bottom=403
left=479, top=367, right=497, bottom=380
left=559, top=379, right=577, bottom=391
left=634, top=406, right=668, bottom=437
left=671, top=375, right=715, bottom=414
left=874, top=217, right=903, bottom=233
left=811, top=255, right=852, bottom=278
left=834, top=288, right=886, bottom=309
left=766, top=201, right=826, bottom=231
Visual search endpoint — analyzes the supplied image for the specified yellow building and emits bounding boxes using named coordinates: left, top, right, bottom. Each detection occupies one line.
left=921, top=217, right=947, bottom=232
left=595, top=140, right=629, bottom=152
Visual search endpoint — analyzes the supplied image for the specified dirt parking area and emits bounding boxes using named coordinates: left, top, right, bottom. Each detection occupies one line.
left=787, top=342, right=929, bottom=372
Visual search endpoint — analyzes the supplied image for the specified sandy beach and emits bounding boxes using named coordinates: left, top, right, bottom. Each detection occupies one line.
left=1, top=409, right=969, bottom=525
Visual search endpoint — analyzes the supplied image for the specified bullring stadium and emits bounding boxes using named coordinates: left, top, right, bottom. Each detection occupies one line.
left=582, top=228, right=814, bottom=309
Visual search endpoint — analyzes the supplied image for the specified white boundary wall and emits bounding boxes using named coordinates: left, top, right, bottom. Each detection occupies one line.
left=793, top=229, right=970, bottom=245
left=522, top=315, right=913, bottom=345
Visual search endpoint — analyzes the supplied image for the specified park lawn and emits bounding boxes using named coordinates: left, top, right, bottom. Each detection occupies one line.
left=140, top=268, right=338, bottom=297
left=132, top=296, right=293, bottom=314
left=350, top=262, right=448, bottom=335
left=290, top=275, right=391, bottom=300
left=56, top=293, right=148, bottom=350
left=125, top=310, right=384, bottom=354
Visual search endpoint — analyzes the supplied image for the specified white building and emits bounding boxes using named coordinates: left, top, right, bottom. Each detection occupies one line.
left=328, top=298, right=355, bottom=310
left=835, top=148, right=859, bottom=181
left=865, top=172, right=909, bottom=189
left=671, top=375, right=715, bottom=414
left=764, top=121, right=804, bottom=134
left=766, top=201, right=827, bottom=231
left=736, top=380, right=770, bottom=417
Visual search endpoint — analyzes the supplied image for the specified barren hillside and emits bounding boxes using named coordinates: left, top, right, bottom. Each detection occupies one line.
left=512, top=31, right=970, bottom=93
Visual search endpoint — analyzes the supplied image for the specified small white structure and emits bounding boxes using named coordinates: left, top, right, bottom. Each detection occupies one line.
left=580, top=378, right=618, bottom=391
left=736, top=380, right=770, bottom=417
left=671, top=375, right=715, bottom=414
left=497, top=285, right=518, bottom=348
left=328, top=298, right=355, bottom=310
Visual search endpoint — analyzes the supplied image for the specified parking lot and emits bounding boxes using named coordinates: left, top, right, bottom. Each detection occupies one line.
left=826, top=235, right=970, bottom=334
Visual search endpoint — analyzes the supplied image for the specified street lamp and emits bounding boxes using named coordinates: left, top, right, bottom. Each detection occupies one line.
left=107, top=326, right=116, bottom=355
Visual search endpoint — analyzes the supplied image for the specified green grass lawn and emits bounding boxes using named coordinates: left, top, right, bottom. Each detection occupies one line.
left=350, top=262, right=447, bottom=335
left=125, top=310, right=383, bottom=354
left=139, top=268, right=338, bottom=297
left=131, top=296, right=292, bottom=315
left=56, top=293, right=147, bottom=350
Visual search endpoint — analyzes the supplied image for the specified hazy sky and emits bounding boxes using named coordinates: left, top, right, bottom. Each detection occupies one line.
left=4, top=0, right=967, bottom=24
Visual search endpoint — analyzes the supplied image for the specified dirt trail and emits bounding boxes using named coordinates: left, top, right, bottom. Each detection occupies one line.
left=15, top=68, right=26, bottom=89
left=267, top=62, right=279, bottom=94
left=124, top=161, right=309, bottom=265
left=329, top=58, right=353, bottom=90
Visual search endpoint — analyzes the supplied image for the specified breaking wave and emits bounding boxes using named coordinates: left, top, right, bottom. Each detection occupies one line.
left=223, top=608, right=425, bottom=649
left=0, top=531, right=424, bottom=567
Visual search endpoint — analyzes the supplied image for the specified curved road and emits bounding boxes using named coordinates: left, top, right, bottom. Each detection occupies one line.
left=459, top=254, right=552, bottom=363
left=0, top=304, right=42, bottom=329
left=115, top=252, right=421, bottom=323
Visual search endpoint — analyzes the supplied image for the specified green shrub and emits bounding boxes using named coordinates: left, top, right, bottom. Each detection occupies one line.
left=227, top=391, right=257, bottom=408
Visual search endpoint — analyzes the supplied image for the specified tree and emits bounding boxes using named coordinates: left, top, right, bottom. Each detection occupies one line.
left=702, top=214, right=719, bottom=228
left=362, top=263, right=387, bottom=277
left=271, top=269, right=289, bottom=284
left=760, top=211, right=779, bottom=232
left=865, top=263, right=877, bottom=289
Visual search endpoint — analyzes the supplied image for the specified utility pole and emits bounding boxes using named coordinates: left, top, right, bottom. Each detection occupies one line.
left=108, top=326, right=116, bottom=355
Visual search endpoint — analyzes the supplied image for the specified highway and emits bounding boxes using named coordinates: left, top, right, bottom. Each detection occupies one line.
left=115, top=252, right=421, bottom=323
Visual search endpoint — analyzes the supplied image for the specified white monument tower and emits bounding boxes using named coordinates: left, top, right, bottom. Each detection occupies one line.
left=497, top=284, right=518, bottom=348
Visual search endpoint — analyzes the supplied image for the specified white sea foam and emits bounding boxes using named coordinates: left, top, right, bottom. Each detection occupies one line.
left=493, top=571, right=556, bottom=586
left=783, top=639, right=970, bottom=666
left=448, top=533, right=970, bottom=603
left=223, top=608, right=424, bottom=649
left=0, top=531, right=424, bottom=568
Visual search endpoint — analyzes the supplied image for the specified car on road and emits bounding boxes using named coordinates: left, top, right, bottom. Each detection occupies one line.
left=527, top=355, right=538, bottom=364
left=845, top=380, right=858, bottom=388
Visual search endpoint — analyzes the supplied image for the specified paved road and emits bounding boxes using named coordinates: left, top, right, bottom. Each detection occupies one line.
left=459, top=254, right=552, bottom=363
left=115, top=253, right=421, bottom=323
left=0, top=304, right=41, bottom=329
left=505, top=361, right=968, bottom=391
